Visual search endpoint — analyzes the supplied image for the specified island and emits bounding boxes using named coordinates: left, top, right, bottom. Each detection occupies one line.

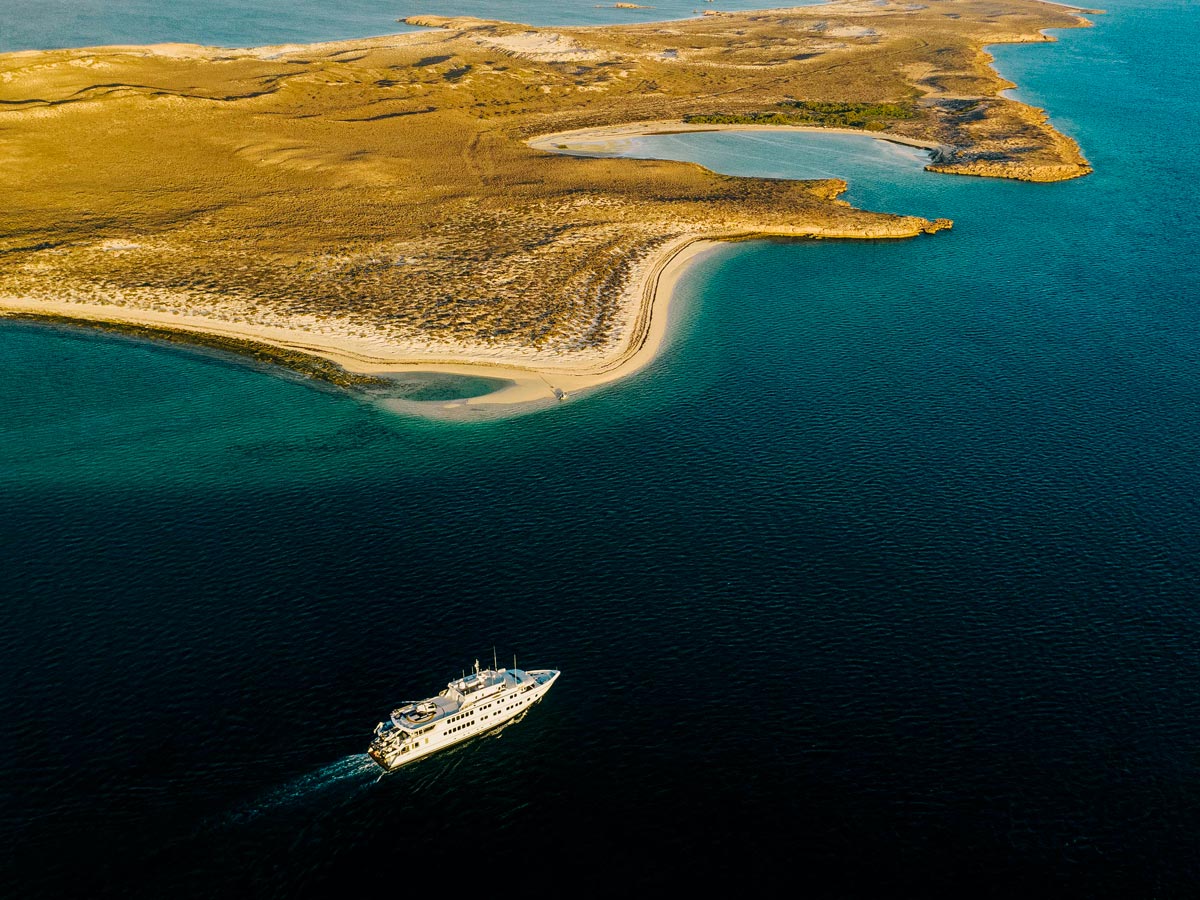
left=0, top=1, right=1094, bottom=412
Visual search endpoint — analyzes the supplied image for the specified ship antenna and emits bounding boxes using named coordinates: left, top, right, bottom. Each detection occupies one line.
left=493, top=645, right=498, bottom=672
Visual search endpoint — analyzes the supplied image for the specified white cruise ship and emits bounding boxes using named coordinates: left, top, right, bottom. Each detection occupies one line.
left=368, top=659, right=560, bottom=771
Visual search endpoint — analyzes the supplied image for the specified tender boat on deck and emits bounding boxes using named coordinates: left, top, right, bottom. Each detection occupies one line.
left=368, top=659, right=560, bottom=771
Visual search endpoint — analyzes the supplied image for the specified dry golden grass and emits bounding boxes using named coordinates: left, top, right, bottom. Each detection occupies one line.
left=0, top=1, right=1092, bottom=356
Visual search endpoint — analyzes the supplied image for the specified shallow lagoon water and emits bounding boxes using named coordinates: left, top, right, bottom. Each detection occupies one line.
left=619, top=128, right=942, bottom=214
left=4, top=1, right=1200, bottom=896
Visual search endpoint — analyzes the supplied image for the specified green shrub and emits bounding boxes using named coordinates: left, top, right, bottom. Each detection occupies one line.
left=684, top=100, right=918, bottom=130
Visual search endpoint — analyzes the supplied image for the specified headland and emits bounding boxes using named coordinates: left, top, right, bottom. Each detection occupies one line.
left=0, top=1, right=1094, bottom=413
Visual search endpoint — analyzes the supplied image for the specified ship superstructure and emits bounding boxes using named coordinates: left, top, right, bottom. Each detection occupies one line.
left=368, top=659, right=560, bottom=771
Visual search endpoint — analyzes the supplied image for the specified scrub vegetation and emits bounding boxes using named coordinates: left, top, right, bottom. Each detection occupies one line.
left=686, top=101, right=918, bottom=130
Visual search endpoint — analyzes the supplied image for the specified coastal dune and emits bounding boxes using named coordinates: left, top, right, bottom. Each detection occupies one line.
left=0, top=1, right=1093, bottom=413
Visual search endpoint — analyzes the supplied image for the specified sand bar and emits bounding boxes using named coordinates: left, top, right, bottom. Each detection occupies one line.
left=529, top=121, right=947, bottom=157
left=3, top=209, right=946, bottom=418
left=4, top=237, right=745, bottom=418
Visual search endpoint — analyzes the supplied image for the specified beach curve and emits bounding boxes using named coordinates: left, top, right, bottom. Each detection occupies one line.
left=2, top=191, right=947, bottom=420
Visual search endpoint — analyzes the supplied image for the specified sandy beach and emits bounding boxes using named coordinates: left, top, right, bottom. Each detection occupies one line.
left=527, top=121, right=948, bottom=157
left=1, top=102, right=954, bottom=420
left=1, top=151, right=950, bottom=420
left=1, top=235, right=726, bottom=418
left=0, top=121, right=954, bottom=419
left=1, top=208, right=941, bottom=420
left=1, top=127, right=956, bottom=421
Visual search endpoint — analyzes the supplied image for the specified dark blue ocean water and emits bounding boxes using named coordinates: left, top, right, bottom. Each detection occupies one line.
left=4, top=1, right=1200, bottom=896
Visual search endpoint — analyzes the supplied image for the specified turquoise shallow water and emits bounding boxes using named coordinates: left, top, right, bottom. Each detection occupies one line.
left=4, top=2, right=1200, bottom=896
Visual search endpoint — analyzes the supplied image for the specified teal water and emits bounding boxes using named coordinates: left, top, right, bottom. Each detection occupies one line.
left=5, top=2, right=1200, bottom=896
left=0, top=0, right=817, bottom=51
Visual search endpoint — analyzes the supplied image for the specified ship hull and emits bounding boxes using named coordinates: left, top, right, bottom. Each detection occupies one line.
left=369, top=668, right=558, bottom=771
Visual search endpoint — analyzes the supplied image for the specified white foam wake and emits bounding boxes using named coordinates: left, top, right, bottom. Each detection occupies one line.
left=221, top=754, right=379, bottom=826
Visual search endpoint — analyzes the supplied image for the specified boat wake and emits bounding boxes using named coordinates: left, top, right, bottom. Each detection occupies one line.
left=218, top=754, right=379, bottom=827
left=201, top=708, right=543, bottom=836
